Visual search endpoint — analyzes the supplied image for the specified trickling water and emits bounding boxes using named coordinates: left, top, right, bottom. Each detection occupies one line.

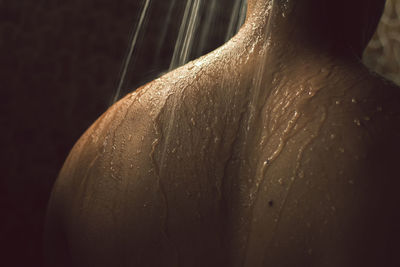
left=112, top=1, right=254, bottom=223
left=113, top=0, right=248, bottom=100
left=225, top=0, right=247, bottom=42
left=169, top=0, right=202, bottom=70
left=196, top=0, right=217, bottom=55
left=113, top=0, right=152, bottom=103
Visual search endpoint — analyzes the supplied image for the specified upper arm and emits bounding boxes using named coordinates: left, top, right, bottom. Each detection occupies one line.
left=44, top=89, right=166, bottom=265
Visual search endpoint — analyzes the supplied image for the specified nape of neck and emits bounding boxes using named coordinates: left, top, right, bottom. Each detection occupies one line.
left=244, top=0, right=386, bottom=57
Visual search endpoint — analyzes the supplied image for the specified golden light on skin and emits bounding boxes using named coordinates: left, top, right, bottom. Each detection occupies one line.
left=45, top=1, right=400, bottom=266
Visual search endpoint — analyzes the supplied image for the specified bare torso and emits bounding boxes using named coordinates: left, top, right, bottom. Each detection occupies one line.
left=45, top=5, right=400, bottom=266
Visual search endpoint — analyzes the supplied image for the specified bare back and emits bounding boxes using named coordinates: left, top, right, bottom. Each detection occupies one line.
left=45, top=9, right=400, bottom=266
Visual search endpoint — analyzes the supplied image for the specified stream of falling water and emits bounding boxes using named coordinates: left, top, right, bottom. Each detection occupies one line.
left=225, top=0, right=247, bottom=42
left=113, top=0, right=247, bottom=102
left=170, top=0, right=247, bottom=70
left=113, top=0, right=151, bottom=103
left=112, top=0, right=248, bottom=258
left=196, top=0, right=217, bottom=56
left=169, top=0, right=202, bottom=70
left=113, top=0, right=400, bottom=103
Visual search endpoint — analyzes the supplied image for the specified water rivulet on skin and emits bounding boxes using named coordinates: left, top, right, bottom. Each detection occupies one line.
left=45, top=0, right=400, bottom=266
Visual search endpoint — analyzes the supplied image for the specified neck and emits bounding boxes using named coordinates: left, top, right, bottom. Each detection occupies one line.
left=244, top=0, right=385, bottom=58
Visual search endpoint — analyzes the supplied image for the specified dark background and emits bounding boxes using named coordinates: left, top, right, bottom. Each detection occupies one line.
left=1, top=0, right=398, bottom=266
left=0, top=0, right=236, bottom=265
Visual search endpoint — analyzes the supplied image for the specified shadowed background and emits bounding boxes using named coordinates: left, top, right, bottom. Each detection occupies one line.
left=1, top=0, right=399, bottom=265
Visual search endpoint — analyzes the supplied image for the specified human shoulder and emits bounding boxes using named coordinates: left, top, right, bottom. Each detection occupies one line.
left=287, top=72, right=400, bottom=266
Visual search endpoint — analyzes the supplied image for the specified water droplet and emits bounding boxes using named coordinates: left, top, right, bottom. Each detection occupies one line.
left=353, top=119, right=361, bottom=126
left=128, top=134, right=132, bottom=141
left=330, top=134, right=336, bottom=139
left=339, top=147, right=345, bottom=153
left=351, top=98, right=358, bottom=104
left=299, top=171, right=305, bottom=178
left=278, top=178, right=283, bottom=185
left=335, top=100, right=341, bottom=105
left=363, top=116, right=371, bottom=121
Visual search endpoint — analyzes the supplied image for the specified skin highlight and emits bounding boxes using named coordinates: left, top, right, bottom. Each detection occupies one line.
left=45, top=0, right=400, bottom=266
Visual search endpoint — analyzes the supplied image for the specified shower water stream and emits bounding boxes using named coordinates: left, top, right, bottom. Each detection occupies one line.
left=196, top=0, right=217, bottom=56
left=110, top=0, right=330, bottom=263
left=113, top=0, right=152, bottom=103
left=225, top=0, right=247, bottom=42
left=169, top=0, right=202, bottom=70
left=114, top=0, right=248, bottom=102
left=111, top=1, right=328, bottom=259
left=44, top=0, right=400, bottom=265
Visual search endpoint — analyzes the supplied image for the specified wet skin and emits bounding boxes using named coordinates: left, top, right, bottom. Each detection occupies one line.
left=46, top=0, right=400, bottom=266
